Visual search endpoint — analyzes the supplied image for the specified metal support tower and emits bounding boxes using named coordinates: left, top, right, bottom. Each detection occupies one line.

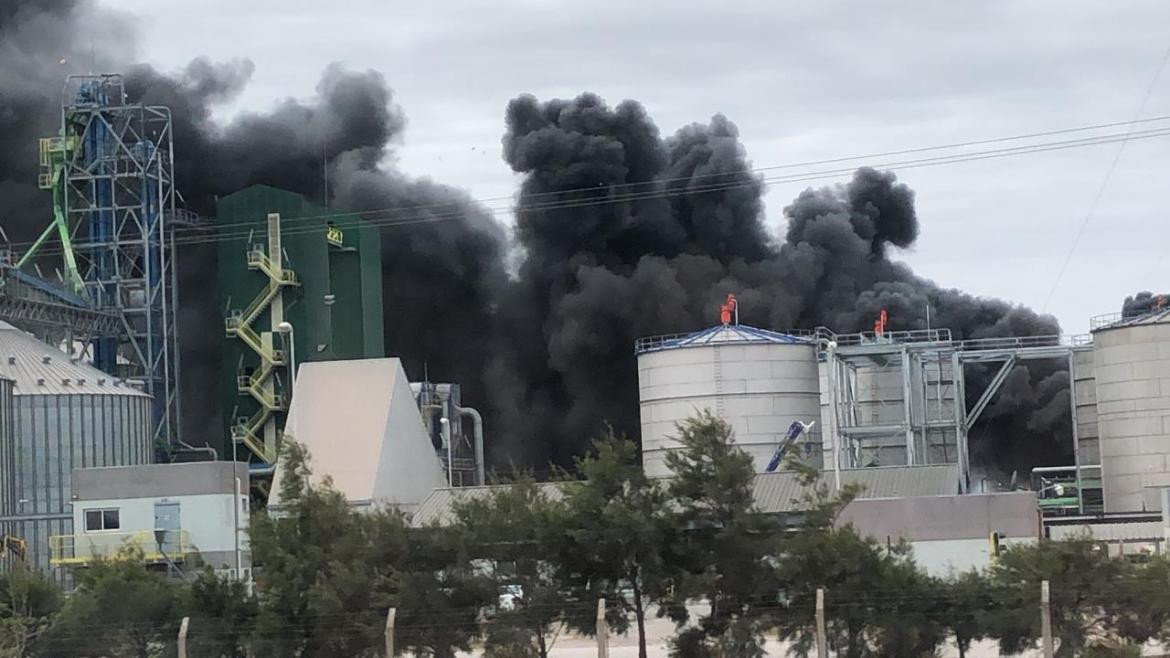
left=14, top=75, right=185, bottom=445
left=820, top=328, right=1095, bottom=495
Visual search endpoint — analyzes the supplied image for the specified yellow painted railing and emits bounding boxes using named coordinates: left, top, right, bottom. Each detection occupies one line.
left=49, top=530, right=192, bottom=566
left=237, top=362, right=287, bottom=411
left=225, top=244, right=299, bottom=468
left=231, top=407, right=277, bottom=464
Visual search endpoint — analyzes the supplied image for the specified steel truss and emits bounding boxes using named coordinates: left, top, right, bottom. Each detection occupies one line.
left=7, top=74, right=183, bottom=445
left=821, top=328, right=1094, bottom=495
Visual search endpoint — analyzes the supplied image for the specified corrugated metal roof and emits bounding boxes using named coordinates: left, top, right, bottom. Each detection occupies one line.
left=0, top=321, right=147, bottom=396
left=637, top=324, right=812, bottom=354
left=412, top=464, right=959, bottom=526
left=752, top=464, right=961, bottom=514
left=412, top=482, right=567, bottom=527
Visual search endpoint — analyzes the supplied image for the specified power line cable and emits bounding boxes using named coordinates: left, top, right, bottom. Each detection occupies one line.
left=10, top=123, right=1170, bottom=261
left=1041, top=39, right=1170, bottom=311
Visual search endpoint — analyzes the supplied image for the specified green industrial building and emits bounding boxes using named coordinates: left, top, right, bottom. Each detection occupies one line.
left=216, top=185, right=383, bottom=472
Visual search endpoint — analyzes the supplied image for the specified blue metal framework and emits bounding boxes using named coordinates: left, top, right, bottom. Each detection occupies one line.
left=44, top=74, right=182, bottom=444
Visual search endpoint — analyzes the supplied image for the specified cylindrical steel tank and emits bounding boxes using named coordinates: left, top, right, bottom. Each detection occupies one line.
left=0, top=376, right=14, bottom=536
left=637, top=325, right=820, bottom=477
left=0, top=322, right=152, bottom=579
left=1092, top=313, right=1170, bottom=513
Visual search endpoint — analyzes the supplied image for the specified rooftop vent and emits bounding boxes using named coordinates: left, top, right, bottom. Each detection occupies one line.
left=6, top=356, right=14, bottom=365
left=36, top=378, right=44, bottom=386
left=41, top=356, right=51, bottom=364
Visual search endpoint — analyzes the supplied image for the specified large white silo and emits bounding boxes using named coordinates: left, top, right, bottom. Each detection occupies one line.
left=636, top=325, right=821, bottom=477
left=0, top=322, right=153, bottom=579
left=1091, top=312, right=1170, bottom=513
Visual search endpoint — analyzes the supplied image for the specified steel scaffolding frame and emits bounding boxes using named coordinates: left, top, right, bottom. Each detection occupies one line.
left=821, top=329, right=1094, bottom=495
left=13, top=74, right=183, bottom=444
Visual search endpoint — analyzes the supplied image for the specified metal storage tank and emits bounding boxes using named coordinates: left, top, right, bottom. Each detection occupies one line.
left=0, top=376, right=14, bottom=537
left=0, top=321, right=152, bottom=579
left=637, top=324, right=821, bottom=477
left=1091, top=311, right=1170, bottom=513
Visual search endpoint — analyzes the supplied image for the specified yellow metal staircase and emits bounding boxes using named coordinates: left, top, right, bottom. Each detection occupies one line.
left=225, top=243, right=298, bottom=466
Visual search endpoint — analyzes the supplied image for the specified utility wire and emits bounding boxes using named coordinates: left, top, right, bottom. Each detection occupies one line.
left=177, top=112, right=1170, bottom=236
left=10, top=124, right=1170, bottom=262
left=1041, top=39, right=1170, bottom=311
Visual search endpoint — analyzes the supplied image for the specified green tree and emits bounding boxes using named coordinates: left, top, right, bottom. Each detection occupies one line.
left=183, top=569, right=257, bottom=658
left=389, top=522, right=496, bottom=658
left=248, top=441, right=387, bottom=656
left=772, top=460, right=943, bottom=658
left=453, top=477, right=569, bottom=658
left=664, top=411, right=783, bottom=657
left=1129, top=555, right=1170, bottom=648
left=0, top=562, right=62, bottom=656
left=986, top=537, right=1142, bottom=657
left=933, top=570, right=994, bottom=658
left=39, top=549, right=183, bottom=657
left=559, top=432, right=672, bottom=658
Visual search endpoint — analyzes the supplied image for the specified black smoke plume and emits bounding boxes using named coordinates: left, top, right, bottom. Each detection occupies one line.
left=0, top=1, right=506, bottom=451
left=1122, top=291, right=1168, bottom=318
left=491, top=92, right=1069, bottom=473
left=1, top=1, right=1072, bottom=476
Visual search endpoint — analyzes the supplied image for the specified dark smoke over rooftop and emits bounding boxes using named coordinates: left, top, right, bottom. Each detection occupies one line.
left=1121, top=291, right=1168, bottom=319
left=0, top=0, right=1071, bottom=476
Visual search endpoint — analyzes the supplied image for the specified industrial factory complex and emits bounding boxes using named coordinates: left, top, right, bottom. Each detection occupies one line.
left=2, top=73, right=1170, bottom=585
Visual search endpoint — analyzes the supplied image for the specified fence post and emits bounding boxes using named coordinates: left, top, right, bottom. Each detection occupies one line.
left=177, top=616, right=190, bottom=658
left=1040, top=580, right=1054, bottom=658
left=385, top=607, right=396, bottom=657
left=816, top=588, right=828, bottom=658
left=596, top=597, right=609, bottom=658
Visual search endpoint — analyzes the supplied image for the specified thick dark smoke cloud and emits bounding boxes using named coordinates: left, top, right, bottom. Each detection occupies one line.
left=0, top=0, right=134, bottom=240
left=0, top=0, right=505, bottom=452
left=1122, top=291, right=1167, bottom=318
left=491, top=92, right=1068, bottom=473
left=1, top=1, right=1072, bottom=476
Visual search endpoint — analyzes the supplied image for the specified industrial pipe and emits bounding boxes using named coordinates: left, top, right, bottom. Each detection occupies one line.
left=456, top=405, right=485, bottom=485
left=176, top=439, right=218, bottom=461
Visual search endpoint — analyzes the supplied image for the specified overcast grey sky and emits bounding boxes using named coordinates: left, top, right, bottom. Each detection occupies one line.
left=105, top=0, right=1170, bottom=334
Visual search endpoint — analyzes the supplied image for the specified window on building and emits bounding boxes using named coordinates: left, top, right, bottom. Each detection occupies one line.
left=84, top=509, right=120, bottom=532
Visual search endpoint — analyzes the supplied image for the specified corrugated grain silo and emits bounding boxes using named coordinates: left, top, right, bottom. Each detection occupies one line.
left=0, top=375, right=14, bottom=537
left=0, top=322, right=153, bottom=578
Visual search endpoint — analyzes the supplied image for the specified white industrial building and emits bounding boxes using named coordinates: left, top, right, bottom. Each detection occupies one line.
left=414, top=464, right=1040, bottom=576
left=52, top=461, right=250, bottom=579
left=271, top=357, right=448, bottom=511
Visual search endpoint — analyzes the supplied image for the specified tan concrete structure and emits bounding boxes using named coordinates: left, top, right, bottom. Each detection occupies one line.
left=1092, top=314, right=1170, bottom=513
left=637, top=325, right=821, bottom=477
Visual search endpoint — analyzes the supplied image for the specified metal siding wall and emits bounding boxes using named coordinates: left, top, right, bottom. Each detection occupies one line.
left=639, top=341, right=821, bottom=477
left=0, top=379, right=14, bottom=538
left=11, top=392, right=151, bottom=581
left=1094, top=322, right=1170, bottom=513
left=328, top=246, right=362, bottom=358
left=358, top=219, right=385, bottom=358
